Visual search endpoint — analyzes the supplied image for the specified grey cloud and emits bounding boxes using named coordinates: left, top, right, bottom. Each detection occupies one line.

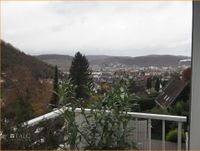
left=1, top=1, right=192, bottom=57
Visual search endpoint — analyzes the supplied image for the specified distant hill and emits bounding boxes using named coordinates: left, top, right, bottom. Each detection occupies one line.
left=36, top=54, right=73, bottom=72
left=36, top=54, right=190, bottom=71
left=1, top=40, right=54, bottom=79
left=107, top=55, right=190, bottom=67
left=86, top=55, right=111, bottom=61
left=88, top=55, right=190, bottom=66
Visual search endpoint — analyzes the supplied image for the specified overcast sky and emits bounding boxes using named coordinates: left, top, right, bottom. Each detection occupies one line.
left=1, top=1, right=192, bottom=57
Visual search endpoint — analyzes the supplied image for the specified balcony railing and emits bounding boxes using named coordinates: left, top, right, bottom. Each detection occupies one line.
left=24, top=106, right=187, bottom=150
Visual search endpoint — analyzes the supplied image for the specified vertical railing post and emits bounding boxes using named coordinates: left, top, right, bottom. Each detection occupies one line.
left=186, top=132, right=189, bottom=151
left=162, top=120, right=165, bottom=150
left=148, top=119, right=151, bottom=150
left=134, top=118, right=139, bottom=149
left=177, top=122, right=182, bottom=150
left=135, top=118, right=138, bottom=141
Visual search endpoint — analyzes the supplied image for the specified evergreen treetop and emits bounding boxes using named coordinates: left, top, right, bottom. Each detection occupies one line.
left=69, top=52, right=93, bottom=99
left=50, top=65, right=59, bottom=108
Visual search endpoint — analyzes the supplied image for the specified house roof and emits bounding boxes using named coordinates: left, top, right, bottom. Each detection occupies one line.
left=155, top=78, right=188, bottom=108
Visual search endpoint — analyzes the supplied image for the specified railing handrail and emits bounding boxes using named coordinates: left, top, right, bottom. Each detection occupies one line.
left=126, top=111, right=187, bottom=122
left=25, top=106, right=187, bottom=127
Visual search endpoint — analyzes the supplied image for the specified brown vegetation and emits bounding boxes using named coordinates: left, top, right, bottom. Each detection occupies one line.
left=2, top=66, right=53, bottom=119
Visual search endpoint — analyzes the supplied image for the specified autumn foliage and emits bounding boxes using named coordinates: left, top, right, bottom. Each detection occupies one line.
left=2, top=66, right=53, bottom=120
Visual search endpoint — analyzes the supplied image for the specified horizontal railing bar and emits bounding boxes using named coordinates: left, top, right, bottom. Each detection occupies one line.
left=75, top=108, right=187, bottom=122
left=126, top=111, right=187, bottom=122
left=25, top=106, right=187, bottom=127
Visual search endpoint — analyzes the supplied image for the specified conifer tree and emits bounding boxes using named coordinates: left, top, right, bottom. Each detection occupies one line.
left=14, top=89, right=33, bottom=124
left=128, top=80, right=137, bottom=93
left=50, top=65, right=59, bottom=107
left=69, top=52, right=93, bottom=99
left=155, top=77, right=160, bottom=92
left=146, top=77, right=152, bottom=89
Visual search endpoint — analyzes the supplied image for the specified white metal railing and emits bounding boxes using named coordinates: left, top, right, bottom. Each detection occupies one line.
left=25, top=107, right=187, bottom=150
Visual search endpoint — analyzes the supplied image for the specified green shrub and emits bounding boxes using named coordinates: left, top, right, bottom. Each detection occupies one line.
left=137, top=97, right=156, bottom=111
left=166, top=128, right=185, bottom=143
left=148, top=88, right=159, bottom=97
left=59, top=80, right=137, bottom=149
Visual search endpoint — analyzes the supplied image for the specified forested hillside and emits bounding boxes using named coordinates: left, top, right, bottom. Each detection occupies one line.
left=1, top=40, right=54, bottom=119
left=1, top=40, right=54, bottom=79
